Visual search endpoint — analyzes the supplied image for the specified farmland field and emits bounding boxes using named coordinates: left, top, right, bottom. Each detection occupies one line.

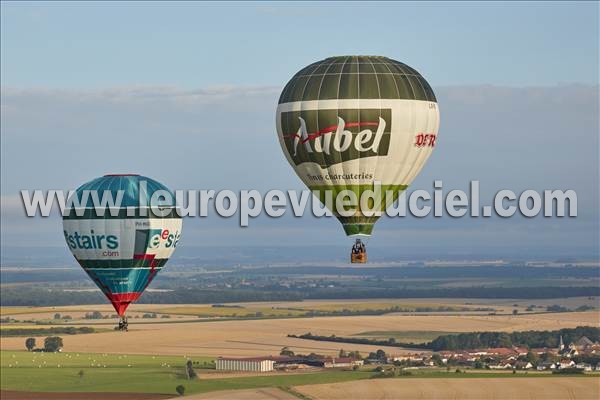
left=2, top=299, right=599, bottom=398
left=295, top=377, right=600, bottom=400
left=1, top=300, right=599, bottom=357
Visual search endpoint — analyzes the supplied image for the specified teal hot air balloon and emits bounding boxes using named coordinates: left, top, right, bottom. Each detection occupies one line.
left=62, top=174, right=182, bottom=327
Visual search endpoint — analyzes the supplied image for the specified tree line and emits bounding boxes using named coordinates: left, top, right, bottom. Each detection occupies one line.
left=25, top=336, right=63, bottom=352
left=428, top=326, right=600, bottom=350
left=1, top=327, right=96, bottom=337
left=290, top=326, right=600, bottom=351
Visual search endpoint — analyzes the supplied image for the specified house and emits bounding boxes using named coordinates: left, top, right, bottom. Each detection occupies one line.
left=322, top=357, right=363, bottom=368
left=514, top=361, right=533, bottom=370
left=575, top=363, right=592, bottom=372
left=387, top=354, right=423, bottom=363
left=536, top=361, right=556, bottom=371
left=513, top=347, right=529, bottom=356
left=489, top=362, right=513, bottom=369
left=477, top=348, right=517, bottom=357
left=558, top=359, right=575, bottom=369
left=530, top=348, right=556, bottom=356
left=559, top=340, right=579, bottom=358
left=387, top=355, right=409, bottom=363
left=575, top=336, right=595, bottom=349
left=587, top=344, right=600, bottom=354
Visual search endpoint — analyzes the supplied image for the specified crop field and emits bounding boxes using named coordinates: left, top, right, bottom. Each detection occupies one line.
left=1, top=300, right=598, bottom=357
left=1, top=299, right=500, bottom=322
left=295, top=377, right=600, bottom=400
left=4, top=297, right=595, bottom=325
left=152, top=305, right=306, bottom=318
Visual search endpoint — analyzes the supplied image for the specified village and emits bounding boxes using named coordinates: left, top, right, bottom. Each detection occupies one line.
left=215, top=335, right=600, bottom=373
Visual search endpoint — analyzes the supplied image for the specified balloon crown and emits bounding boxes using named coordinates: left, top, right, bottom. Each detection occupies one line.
left=104, top=174, right=140, bottom=177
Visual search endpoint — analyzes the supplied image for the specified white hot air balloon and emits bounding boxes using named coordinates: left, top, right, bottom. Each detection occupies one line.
left=276, top=56, right=439, bottom=262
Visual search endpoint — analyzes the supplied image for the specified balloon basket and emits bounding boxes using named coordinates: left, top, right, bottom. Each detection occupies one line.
left=351, top=252, right=367, bottom=264
left=116, top=316, right=129, bottom=332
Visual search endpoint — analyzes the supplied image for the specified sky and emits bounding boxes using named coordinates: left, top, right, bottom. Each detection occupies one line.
left=1, top=1, right=599, bottom=261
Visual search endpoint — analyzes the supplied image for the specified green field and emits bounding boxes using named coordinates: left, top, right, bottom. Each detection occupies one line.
left=2, top=351, right=597, bottom=396
left=0, top=351, right=374, bottom=395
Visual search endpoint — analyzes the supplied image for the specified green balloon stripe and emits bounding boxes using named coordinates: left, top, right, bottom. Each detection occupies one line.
left=309, top=184, right=407, bottom=236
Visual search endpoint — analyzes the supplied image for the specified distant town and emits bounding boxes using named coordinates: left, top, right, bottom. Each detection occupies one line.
left=216, top=334, right=600, bottom=374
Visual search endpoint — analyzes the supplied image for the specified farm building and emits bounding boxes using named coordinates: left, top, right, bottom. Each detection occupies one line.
left=322, top=357, right=364, bottom=368
left=216, top=357, right=275, bottom=372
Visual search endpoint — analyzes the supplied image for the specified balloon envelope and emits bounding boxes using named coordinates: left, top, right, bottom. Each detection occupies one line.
left=62, top=174, right=182, bottom=315
left=276, top=56, right=439, bottom=236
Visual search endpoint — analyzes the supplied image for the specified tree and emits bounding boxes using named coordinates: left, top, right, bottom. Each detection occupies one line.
left=376, top=349, right=387, bottom=360
left=280, top=347, right=295, bottom=357
left=348, top=350, right=362, bottom=359
left=431, top=353, right=443, bottom=366
left=185, top=360, right=197, bottom=379
left=526, top=351, right=539, bottom=366
left=78, top=370, right=84, bottom=379
left=512, top=309, right=518, bottom=315
left=339, top=349, right=347, bottom=357
left=25, top=338, right=36, bottom=351
left=176, top=385, right=185, bottom=396
left=54, top=313, right=61, bottom=320
left=85, top=311, right=103, bottom=319
left=44, top=336, right=63, bottom=352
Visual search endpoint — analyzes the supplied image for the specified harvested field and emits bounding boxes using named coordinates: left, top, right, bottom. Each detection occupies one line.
left=3, top=298, right=597, bottom=323
left=295, top=377, right=600, bottom=400
left=1, top=310, right=597, bottom=357
left=180, top=387, right=298, bottom=399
